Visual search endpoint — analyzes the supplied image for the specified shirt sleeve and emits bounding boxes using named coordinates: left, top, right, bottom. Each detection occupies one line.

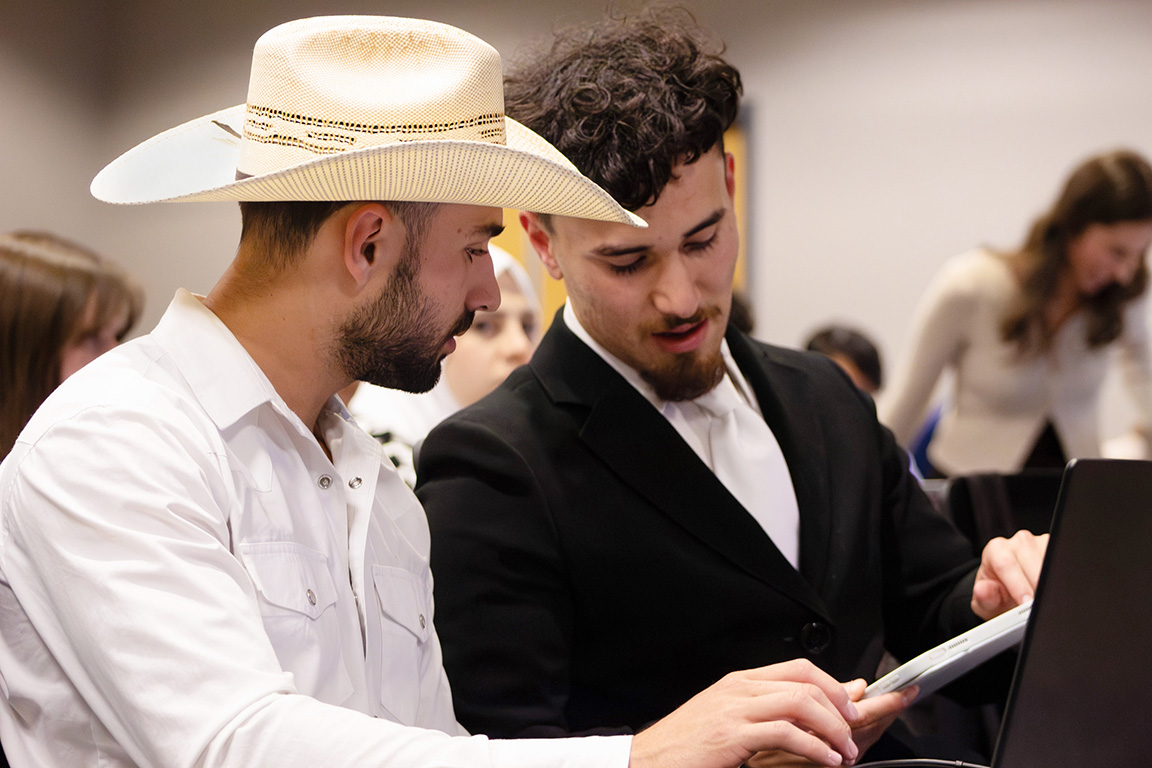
left=879, top=254, right=981, bottom=444
left=0, top=400, right=631, bottom=768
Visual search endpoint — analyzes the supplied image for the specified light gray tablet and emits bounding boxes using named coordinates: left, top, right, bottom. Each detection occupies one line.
left=863, top=600, right=1032, bottom=702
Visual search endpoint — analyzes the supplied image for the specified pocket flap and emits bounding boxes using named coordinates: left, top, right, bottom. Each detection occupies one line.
left=240, top=542, right=338, bottom=620
left=372, top=566, right=431, bottom=642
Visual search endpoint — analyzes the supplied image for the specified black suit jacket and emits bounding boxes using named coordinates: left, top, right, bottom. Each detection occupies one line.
left=417, top=315, right=980, bottom=738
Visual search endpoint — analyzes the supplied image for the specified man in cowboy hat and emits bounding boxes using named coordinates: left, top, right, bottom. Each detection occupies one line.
left=0, top=15, right=869, bottom=768
left=416, top=6, right=1047, bottom=763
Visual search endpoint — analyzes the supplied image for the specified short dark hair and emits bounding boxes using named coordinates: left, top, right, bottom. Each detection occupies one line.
left=238, top=200, right=440, bottom=269
left=504, top=5, right=741, bottom=212
left=805, top=325, right=884, bottom=391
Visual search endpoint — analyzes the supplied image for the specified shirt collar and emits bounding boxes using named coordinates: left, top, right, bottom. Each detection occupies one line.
left=561, top=302, right=758, bottom=412
left=151, top=289, right=332, bottom=433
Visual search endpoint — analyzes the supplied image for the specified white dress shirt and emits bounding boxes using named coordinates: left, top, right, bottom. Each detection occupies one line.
left=564, top=304, right=800, bottom=566
left=346, top=379, right=462, bottom=487
left=0, top=290, right=629, bottom=767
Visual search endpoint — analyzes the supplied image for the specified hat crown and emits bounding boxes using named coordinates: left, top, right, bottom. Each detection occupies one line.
left=239, top=16, right=506, bottom=177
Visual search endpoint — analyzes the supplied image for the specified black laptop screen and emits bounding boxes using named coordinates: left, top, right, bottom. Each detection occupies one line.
left=994, top=459, right=1152, bottom=767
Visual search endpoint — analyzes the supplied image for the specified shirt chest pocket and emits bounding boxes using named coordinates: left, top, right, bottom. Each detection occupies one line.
left=372, top=565, right=432, bottom=725
left=240, top=542, right=355, bottom=705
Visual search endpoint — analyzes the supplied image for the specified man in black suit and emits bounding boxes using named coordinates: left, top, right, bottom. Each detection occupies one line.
left=416, top=7, right=1045, bottom=763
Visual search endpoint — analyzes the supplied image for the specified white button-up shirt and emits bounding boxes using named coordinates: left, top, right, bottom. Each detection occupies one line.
left=0, top=290, right=629, bottom=767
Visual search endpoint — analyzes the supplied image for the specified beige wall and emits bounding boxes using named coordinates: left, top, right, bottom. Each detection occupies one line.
left=4, top=0, right=1151, bottom=437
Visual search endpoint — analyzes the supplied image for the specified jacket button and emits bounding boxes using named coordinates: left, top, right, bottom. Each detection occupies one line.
left=800, top=621, right=833, bottom=655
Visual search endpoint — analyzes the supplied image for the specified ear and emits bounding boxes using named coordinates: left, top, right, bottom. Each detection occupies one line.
left=344, top=203, right=403, bottom=287
left=724, top=152, right=737, bottom=202
left=521, top=212, right=564, bottom=281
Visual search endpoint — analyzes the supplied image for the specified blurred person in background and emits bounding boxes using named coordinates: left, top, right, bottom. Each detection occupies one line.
left=0, top=230, right=143, bottom=459
left=805, top=324, right=883, bottom=396
left=880, top=149, right=1152, bottom=478
left=346, top=245, right=541, bottom=484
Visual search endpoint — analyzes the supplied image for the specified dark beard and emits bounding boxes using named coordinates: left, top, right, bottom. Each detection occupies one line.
left=640, top=349, right=725, bottom=401
left=336, top=242, right=473, bottom=393
left=637, top=307, right=726, bottom=401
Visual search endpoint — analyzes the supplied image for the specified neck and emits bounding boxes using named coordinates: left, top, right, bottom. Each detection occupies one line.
left=203, top=258, right=346, bottom=431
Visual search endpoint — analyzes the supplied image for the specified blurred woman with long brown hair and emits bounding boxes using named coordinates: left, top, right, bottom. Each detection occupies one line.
left=881, top=149, right=1152, bottom=477
left=1, top=231, right=143, bottom=458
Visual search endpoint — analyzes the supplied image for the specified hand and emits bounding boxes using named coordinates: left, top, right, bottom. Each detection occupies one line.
left=972, top=530, right=1048, bottom=620
left=744, top=680, right=919, bottom=768
left=628, top=659, right=860, bottom=768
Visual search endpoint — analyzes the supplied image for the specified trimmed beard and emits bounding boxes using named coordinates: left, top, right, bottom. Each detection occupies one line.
left=336, top=238, right=473, bottom=394
left=638, top=307, right=726, bottom=402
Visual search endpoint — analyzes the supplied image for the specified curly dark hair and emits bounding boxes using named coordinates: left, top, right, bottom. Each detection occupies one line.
left=504, top=5, right=742, bottom=212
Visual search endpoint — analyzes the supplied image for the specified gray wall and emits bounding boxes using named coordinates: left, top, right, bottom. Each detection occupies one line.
left=4, top=0, right=1151, bottom=437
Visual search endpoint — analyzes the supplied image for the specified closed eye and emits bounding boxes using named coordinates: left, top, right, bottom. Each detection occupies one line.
left=684, top=233, right=718, bottom=254
left=609, top=255, right=647, bottom=275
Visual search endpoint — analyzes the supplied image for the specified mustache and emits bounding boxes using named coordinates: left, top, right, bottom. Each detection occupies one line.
left=649, top=305, right=723, bottom=333
left=449, top=310, right=476, bottom=338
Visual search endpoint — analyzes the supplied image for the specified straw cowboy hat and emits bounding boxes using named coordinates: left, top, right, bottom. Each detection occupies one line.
left=91, top=15, right=645, bottom=228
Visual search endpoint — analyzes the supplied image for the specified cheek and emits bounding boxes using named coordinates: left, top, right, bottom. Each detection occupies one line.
left=58, top=346, right=97, bottom=382
left=447, top=336, right=483, bottom=365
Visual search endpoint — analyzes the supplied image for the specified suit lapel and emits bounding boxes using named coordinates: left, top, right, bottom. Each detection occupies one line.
left=533, top=315, right=830, bottom=619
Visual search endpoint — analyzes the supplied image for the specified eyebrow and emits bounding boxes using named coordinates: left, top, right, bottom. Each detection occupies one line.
left=592, top=208, right=726, bottom=258
left=474, top=223, right=505, bottom=240
left=684, top=209, right=726, bottom=239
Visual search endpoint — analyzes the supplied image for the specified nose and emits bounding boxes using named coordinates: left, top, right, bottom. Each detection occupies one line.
left=1116, top=256, right=1142, bottom=287
left=501, top=322, right=535, bottom=365
left=651, top=255, right=701, bottom=319
left=468, top=259, right=502, bottom=313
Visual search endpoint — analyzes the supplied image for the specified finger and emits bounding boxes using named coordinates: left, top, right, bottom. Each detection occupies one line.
left=1016, top=532, right=1048, bottom=584
left=743, top=660, right=860, bottom=721
left=767, top=684, right=860, bottom=763
left=742, top=718, right=856, bottom=767
left=979, top=535, right=1038, bottom=606
left=851, top=686, right=918, bottom=726
left=971, top=578, right=1011, bottom=619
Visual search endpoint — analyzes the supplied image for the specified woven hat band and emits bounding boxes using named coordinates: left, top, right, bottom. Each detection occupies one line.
left=238, top=104, right=507, bottom=177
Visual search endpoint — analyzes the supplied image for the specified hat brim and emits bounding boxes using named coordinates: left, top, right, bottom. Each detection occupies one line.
left=91, top=104, right=646, bottom=228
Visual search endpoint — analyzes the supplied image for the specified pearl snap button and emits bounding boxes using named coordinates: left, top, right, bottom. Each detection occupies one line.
left=318, top=475, right=332, bottom=489
left=419, top=614, right=426, bottom=629
left=306, top=589, right=317, bottom=606
left=348, top=476, right=362, bottom=489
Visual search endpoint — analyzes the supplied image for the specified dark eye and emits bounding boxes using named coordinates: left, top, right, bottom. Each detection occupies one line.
left=466, top=247, right=490, bottom=263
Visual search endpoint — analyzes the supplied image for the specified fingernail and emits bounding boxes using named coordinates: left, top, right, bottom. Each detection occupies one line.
left=847, top=701, right=860, bottom=720
left=828, top=750, right=844, bottom=766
